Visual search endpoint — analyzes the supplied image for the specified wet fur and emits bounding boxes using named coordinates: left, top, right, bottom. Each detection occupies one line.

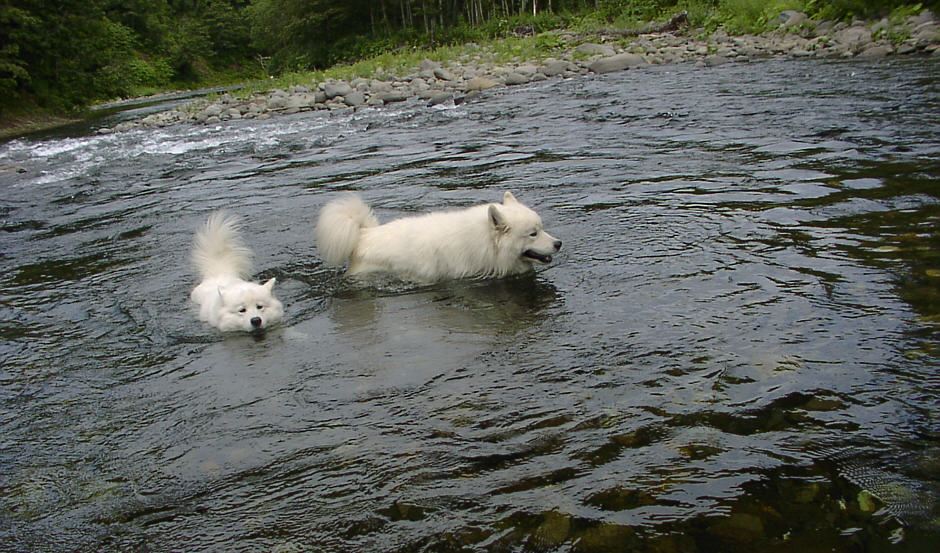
left=315, top=191, right=561, bottom=283
left=190, top=212, right=283, bottom=332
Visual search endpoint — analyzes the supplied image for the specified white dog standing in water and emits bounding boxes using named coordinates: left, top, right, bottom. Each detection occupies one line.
left=190, top=212, right=283, bottom=332
left=315, top=191, right=561, bottom=283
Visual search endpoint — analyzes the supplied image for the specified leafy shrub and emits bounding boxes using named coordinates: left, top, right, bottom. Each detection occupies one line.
left=805, top=0, right=923, bottom=20
left=124, top=57, right=174, bottom=88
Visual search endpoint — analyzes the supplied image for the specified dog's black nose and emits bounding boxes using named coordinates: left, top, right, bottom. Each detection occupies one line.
left=553, top=240, right=562, bottom=250
left=250, top=317, right=262, bottom=328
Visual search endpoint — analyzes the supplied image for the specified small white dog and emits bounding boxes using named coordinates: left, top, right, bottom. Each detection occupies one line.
left=190, top=212, right=283, bottom=332
left=315, top=191, right=561, bottom=283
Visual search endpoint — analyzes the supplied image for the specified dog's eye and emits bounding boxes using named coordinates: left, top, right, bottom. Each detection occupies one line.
left=238, top=307, right=247, bottom=313
left=256, top=304, right=264, bottom=310
left=529, top=231, right=538, bottom=237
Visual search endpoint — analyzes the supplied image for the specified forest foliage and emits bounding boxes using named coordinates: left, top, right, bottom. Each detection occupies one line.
left=0, top=0, right=931, bottom=114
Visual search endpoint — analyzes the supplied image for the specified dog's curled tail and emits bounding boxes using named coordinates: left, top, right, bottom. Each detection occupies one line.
left=191, top=211, right=252, bottom=279
left=316, top=194, right=379, bottom=267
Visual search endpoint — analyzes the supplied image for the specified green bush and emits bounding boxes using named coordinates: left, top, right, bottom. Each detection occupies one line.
left=805, top=0, right=926, bottom=20
left=124, top=57, right=174, bottom=88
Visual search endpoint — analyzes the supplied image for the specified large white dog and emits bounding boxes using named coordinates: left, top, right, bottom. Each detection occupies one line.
left=190, top=212, right=284, bottom=332
left=315, top=191, right=561, bottom=283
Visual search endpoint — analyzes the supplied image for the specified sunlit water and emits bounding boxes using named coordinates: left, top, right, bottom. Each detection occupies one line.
left=1, top=58, right=937, bottom=552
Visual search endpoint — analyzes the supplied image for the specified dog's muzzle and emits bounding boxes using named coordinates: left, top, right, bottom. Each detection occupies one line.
left=523, top=250, right=553, bottom=263
left=523, top=240, right=561, bottom=264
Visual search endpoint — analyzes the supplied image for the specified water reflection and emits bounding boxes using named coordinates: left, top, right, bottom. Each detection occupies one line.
left=333, top=273, right=560, bottom=333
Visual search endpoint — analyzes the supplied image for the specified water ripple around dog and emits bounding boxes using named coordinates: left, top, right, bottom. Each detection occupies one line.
left=0, top=58, right=938, bottom=552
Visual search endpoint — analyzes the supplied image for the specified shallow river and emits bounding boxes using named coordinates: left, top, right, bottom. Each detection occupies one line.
left=1, top=58, right=937, bottom=552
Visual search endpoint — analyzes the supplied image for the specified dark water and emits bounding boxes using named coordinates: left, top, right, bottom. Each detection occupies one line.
left=1, top=58, right=937, bottom=552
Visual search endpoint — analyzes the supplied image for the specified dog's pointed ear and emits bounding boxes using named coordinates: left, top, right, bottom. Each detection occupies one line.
left=262, top=277, right=276, bottom=291
left=502, top=191, right=518, bottom=205
left=489, top=204, right=508, bottom=232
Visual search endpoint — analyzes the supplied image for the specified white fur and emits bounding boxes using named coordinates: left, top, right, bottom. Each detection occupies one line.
left=190, top=212, right=283, bottom=332
left=315, top=191, right=561, bottom=283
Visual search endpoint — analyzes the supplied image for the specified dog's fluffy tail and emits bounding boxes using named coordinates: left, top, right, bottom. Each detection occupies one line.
left=191, top=211, right=252, bottom=279
left=316, top=194, right=379, bottom=267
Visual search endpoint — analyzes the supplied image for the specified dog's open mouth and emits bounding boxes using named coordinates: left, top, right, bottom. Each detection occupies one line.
left=523, top=250, right=553, bottom=264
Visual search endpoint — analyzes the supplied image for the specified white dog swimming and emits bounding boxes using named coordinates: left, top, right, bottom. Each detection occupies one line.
left=190, top=212, right=283, bottom=332
left=315, top=191, right=561, bottom=283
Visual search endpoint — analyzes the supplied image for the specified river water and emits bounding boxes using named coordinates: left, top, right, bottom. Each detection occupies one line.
left=1, top=58, right=937, bottom=552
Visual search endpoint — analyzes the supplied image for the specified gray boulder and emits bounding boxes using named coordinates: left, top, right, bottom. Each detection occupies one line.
left=203, top=103, right=224, bottom=117
left=813, top=20, right=835, bottom=36
left=284, top=94, right=311, bottom=110
left=420, top=59, right=441, bottom=71
left=703, top=54, right=730, bottom=66
left=433, top=67, right=455, bottom=81
left=541, top=59, right=572, bottom=76
left=777, top=10, right=808, bottom=28
left=912, top=24, right=939, bottom=47
left=377, top=90, right=409, bottom=103
left=871, top=17, right=890, bottom=36
left=859, top=44, right=892, bottom=58
left=343, top=91, right=366, bottom=106
left=576, top=43, right=616, bottom=56
left=371, top=79, right=393, bottom=92
left=265, top=96, right=288, bottom=110
left=427, top=93, right=453, bottom=106
left=504, top=72, right=529, bottom=86
left=911, top=9, right=937, bottom=27
left=833, top=26, right=871, bottom=49
left=589, top=53, right=647, bottom=73
left=323, top=81, right=353, bottom=99
left=466, top=76, right=498, bottom=91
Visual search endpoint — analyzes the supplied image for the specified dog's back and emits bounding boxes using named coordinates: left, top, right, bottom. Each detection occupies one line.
left=352, top=205, right=497, bottom=280
left=315, top=192, right=559, bottom=283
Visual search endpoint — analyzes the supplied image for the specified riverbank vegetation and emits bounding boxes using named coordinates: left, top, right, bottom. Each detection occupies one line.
left=0, top=1, right=934, bottom=127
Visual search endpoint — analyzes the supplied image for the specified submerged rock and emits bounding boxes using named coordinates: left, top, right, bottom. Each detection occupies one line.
left=709, top=512, right=765, bottom=542
left=531, top=510, right=570, bottom=547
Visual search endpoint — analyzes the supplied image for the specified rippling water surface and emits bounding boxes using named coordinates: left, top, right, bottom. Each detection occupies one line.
left=1, top=58, right=938, bottom=552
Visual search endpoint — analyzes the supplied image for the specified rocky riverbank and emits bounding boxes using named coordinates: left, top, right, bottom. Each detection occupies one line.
left=102, top=9, right=939, bottom=134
